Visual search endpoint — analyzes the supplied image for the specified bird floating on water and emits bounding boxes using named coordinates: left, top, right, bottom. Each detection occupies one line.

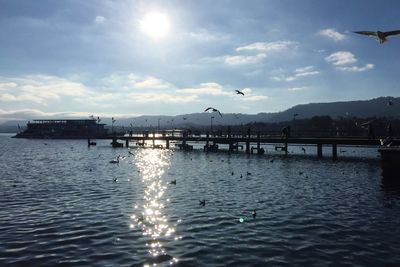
left=199, top=200, right=206, bottom=206
left=170, top=180, right=176, bottom=185
left=252, top=209, right=257, bottom=219
left=204, top=107, right=222, bottom=117
left=235, top=90, right=245, bottom=96
left=109, top=157, right=119, bottom=164
left=353, top=30, right=400, bottom=43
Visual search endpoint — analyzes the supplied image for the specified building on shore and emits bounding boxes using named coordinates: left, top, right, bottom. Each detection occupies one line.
left=14, top=119, right=108, bottom=139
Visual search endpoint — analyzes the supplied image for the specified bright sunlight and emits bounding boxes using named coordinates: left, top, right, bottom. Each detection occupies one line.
left=139, top=12, right=170, bottom=39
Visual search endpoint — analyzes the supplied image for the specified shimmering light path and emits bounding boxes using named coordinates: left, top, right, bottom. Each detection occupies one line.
left=131, top=149, right=179, bottom=265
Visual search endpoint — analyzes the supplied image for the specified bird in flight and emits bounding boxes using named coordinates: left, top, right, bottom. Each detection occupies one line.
left=235, top=89, right=245, bottom=96
left=353, top=30, right=400, bottom=43
left=204, top=107, right=222, bottom=117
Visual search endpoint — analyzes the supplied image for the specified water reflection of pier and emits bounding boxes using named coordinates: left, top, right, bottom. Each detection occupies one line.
left=108, top=130, right=391, bottom=160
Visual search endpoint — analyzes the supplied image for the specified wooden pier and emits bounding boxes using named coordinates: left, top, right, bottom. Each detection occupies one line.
left=106, top=130, right=389, bottom=160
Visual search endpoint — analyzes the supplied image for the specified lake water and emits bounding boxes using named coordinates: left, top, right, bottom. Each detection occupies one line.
left=1, top=133, right=400, bottom=266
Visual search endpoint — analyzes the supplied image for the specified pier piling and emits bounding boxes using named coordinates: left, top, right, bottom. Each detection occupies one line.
left=317, top=143, right=323, bottom=158
left=332, top=143, right=337, bottom=160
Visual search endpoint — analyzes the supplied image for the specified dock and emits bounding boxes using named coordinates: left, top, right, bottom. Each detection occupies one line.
left=107, top=130, right=389, bottom=160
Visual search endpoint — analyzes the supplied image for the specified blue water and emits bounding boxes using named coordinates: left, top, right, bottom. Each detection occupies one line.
left=1, top=133, right=400, bottom=266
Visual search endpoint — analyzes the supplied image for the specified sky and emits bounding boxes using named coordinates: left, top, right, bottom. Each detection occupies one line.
left=1, top=0, right=400, bottom=121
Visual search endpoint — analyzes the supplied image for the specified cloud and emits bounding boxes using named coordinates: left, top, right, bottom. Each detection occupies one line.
left=236, top=41, right=298, bottom=53
left=177, top=83, right=267, bottom=101
left=177, top=82, right=231, bottom=96
left=0, top=75, right=88, bottom=105
left=325, top=51, right=357, bottom=65
left=273, top=66, right=319, bottom=82
left=188, top=29, right=230, bottom=42
left=241, top=95, right=268, bottom=101
left=0, top=108, right=137, bottom=122
left=235, top=88, right=268, bottom=101
left=0, top=82, right=17, bottom=90
left=95, top=16, right=105, bottom=24
left=325, top=52, right=374, bottom=72
left=288, top=87, right=309, bottom=92
left=318, top=28, right=346, bottom=41
left=294, top=66, right=319, bottom=77
left=224, top=53, right=267, bottom=65
left=99, top=73, right=173, bottom=91
left=134, top=77, right=171, bottom=89
left=220, top=40, right=298, bottom=66
left=128, top=93, right=198, bottom=103
left=337, top=63, right=374, bottom=72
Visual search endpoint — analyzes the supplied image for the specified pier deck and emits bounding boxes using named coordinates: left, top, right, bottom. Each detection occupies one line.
left=106, top=131, right=392, bottom=159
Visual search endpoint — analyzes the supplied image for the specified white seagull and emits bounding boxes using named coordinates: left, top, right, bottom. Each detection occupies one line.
left=353, top=30, right=400, bottom=43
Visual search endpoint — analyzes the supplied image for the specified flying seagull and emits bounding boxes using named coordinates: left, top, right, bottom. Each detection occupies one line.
left=204, top=107, right=222, bottom=117
left=353, top=30, right=400, bottom=43
left=235, top=90, right=245, bottom=96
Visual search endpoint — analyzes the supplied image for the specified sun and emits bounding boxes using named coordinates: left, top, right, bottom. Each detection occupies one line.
left=140, top=12, right=170, bottom=39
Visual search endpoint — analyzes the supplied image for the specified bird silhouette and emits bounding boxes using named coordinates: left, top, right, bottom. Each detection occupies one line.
left=204, top=107, right=222, bottom=117
left=109, top=157, right=119, bottom=164
left=170, top=180, right=176, bottom=185
left=252, top=209, right=257, bottom=219
left=199, top=200, right=206, bottom=206
left=235, top=90, right=245, bottom=96
left=354, top=30, right=400, bottom=43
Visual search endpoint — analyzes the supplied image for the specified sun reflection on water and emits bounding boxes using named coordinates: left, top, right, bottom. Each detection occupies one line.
left=131, top=149, right=179, bottom=265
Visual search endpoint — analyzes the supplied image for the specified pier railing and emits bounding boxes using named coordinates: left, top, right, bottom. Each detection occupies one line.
left=105, top=129, right=397, bottom=159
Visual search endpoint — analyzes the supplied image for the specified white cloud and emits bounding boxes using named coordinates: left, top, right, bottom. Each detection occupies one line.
left=325, top=51, right=357, bottom=65
left=318, top=28, right=346, bottom=41
left=224, top=53, right=267, bottom=65
left=134, top=77, right=171, bottom=89
left=99, top=73, right=172, bottom=91
left=274, top=66, right=319, bottom=82
left=325, top=52, right=374, bottom=72
left=220, top=40, right=298, bottom=66
left=0, top=108, right=137, bottom=122
left=177, top=82, right=231, bottom=96
left=188, top=29, right=230, bottom=42
left=0, top=82, right=17, bottom=90
left=236, top=41, right=298, bottom=53
left=236, top=87, right=268, bottom=101
left=288, top=87, right=310, bottom=92
left=337, top=63, right=374, bottom=72
left=295, top=71, right=320, bottom=77
left=95, top=16, right=105, bottom=24
left=128, top=93, right=198, bottom=103
left=0, top=75, right=88, bottom=105
left=241, top=95, right=268, bottom=101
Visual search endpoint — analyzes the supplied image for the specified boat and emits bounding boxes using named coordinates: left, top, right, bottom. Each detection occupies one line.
left=14, top=119, right=108, bottom=139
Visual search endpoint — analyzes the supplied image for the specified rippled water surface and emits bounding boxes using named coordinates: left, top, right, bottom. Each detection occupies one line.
left=1, top=134, right=400, bottom=266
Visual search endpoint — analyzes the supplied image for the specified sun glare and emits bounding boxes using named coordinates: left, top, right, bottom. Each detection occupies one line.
left=140, top=12, right=170, bottom=39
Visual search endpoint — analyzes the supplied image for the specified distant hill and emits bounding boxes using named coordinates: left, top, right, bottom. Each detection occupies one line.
left=269, top=96, right=400, bottom=122
left=1, top=97, right=399, bottom=132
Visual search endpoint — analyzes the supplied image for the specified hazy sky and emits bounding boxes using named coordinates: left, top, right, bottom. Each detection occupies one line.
left=1, top=0, right=400, bottom=120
